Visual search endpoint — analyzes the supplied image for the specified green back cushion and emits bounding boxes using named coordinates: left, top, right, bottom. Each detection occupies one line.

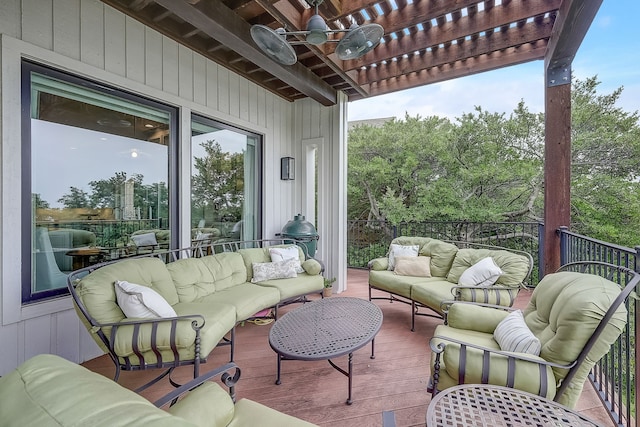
left=78, top=257, right=178, bottom=324
left=390, top=237, right=458, bottom=277
left=446, top=248, right=530, bottom=286
left=238, top=246, right=304, bottom=282
left=523, top=271, right=627, bottom=407
left=167, top=253, right=248, bottom=302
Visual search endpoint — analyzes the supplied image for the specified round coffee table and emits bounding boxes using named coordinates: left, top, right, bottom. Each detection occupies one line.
left=269, top=297, right=383, bottom=404
left=426, top=384, right=603, bottom=426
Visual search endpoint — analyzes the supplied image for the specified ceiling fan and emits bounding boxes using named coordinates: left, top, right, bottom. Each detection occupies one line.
left=250, top=0, right=384, bottom=66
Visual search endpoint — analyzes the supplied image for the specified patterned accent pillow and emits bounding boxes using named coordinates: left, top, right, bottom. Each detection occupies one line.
left=458, top=257, right=503, bottom=287
left=269, top=246, right=304, bottom=273
left=387, top=244, right=420, bottom=270
left=494, top=310, right=541, bottom=355
left=114, top=280, right=177, bottom=318
left=251, top=258, right=298, bottom=283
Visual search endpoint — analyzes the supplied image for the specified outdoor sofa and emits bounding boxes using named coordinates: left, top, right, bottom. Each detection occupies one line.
left=68, top=239, right=324, bottom=389
left=368, top=236, right=533, bottom=330
left=0, top=353, right=317, bottom=427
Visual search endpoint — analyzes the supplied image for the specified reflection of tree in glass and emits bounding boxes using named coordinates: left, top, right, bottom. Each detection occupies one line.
left=192, top=140, right=244, bottom=221
left=58, top=187, right=90, bottom=208
left=33, top=193, right=50, bottom=209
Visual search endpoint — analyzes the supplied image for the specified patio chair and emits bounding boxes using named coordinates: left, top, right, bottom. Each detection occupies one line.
left=428, top=261, right=639, bottom=408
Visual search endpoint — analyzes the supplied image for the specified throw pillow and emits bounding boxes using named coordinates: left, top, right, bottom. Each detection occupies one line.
left=251, top=258, right=298, bottom=283
left=114, top=280, right=177, bottom=319
left=458, top=257, right=503, bottom=287
left=494, top=310, right=541, bottom=355
left=269, top=246, right=304, bottom=273
left=387, top=244, right=420, bottom=271
left=131, top=232, right=158, bottom=247
left=394, top=256, right=432, bottom=277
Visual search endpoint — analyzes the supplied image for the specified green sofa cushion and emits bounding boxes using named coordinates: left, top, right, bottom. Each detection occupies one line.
left=410, top=280, right=457, bottom=314
left=196, top=283, right=281, bottom=321
left=168, top=381, right=235, bottom=427
left=301, top=259, right=322, bottom=275
left=255, top=274, right=324, bottom=300
left=0, top=354, right=188, bottom=427
left=77, top=257, right=180, bottom=322
left=229, top=399, right=318, bottom=427
left=369, top=270, right=430, bottom=299
left=112, top=301, right=236, bottom=365
left=446, top=248, right=530, bottom=286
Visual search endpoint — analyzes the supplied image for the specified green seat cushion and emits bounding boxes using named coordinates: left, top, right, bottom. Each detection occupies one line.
left=197, top=283, right=281, bottom=321
left=410, top=280, right=457, bottom=314
left=0, top=354, right=190, bottom=427
left=229, top=399, right=318, bottom=427
left=431, top=325, right=556, bottom=399
left=255, top=273, right=323, bottom=300
left=369, top=270, right=430, bottom=299
left=113, top=302, right=236, bottom=365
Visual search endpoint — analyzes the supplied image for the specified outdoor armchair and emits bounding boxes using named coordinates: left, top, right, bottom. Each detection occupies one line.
left=428, top=261, right=639, bottom=408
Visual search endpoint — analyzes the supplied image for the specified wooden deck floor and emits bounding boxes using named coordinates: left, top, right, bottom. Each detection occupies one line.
left=82, top=269, right=614, bottom=426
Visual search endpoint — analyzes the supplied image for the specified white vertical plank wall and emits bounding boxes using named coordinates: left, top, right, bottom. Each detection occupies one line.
left=0, top=0, right=347, bottom=375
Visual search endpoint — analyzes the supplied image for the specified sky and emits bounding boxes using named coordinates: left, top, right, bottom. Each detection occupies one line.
left=348, top=1, right=639, bottom=122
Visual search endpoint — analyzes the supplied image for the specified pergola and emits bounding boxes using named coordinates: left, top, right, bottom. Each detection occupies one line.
left=101, top=0, right=603, bottom=274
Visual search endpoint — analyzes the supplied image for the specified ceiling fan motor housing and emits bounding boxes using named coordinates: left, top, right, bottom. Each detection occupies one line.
left=306, top=14, right=328, bottom=45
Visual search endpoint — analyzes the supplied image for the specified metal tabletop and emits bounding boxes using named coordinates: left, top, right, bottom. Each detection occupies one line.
left=426, top=384, right=603, bottom=427
left=269, top=297, right=383, bottom=404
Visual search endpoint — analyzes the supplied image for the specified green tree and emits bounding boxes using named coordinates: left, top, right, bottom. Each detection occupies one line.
left=58, top=187, right=89, bottom=208
left=348, top=76, right=640, bottom=247
left=192, top=140, right=244, bottom=221
left=32, top=193, right=50, bottom=209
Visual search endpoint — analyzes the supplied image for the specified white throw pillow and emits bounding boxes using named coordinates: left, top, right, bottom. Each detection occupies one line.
left=114, top=280, right=177, bottom=318
left=131, top=232, right=158, bottom=247
left=458, top=257, right=503, bottom=287
left=387, top=244, right=420, bottom=270
left=269, top=246, right=304, bottom=274
left=494, top=310, right=541, bottom=355
left=251, top=258, right=298, bottom=283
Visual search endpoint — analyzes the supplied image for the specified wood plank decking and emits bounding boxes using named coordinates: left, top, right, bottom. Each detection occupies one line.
left=82, top=269, right=613, bottom=426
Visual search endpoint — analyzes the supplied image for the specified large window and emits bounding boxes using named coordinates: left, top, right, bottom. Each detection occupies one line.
left=22, top=61, right=177, bottom=303
left=191, top=115, right=262, bottom=243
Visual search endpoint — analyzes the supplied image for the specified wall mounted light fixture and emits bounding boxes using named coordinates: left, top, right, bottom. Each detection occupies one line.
left=281, top=157, right=295, bottom=180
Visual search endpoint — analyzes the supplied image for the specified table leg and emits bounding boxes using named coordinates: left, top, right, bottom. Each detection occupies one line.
left=371, top=338, right=376, bottom=359
left=347, top=352, right=353, bottom=405
left=275, top=354, right=282, bottom=385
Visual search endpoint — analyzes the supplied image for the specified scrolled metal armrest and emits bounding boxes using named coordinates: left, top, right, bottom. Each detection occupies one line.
left=153, top=362, right=241, bottom=408
left=430, top=334, right=574, bottom=369
left=96, top=313, right=206, bottom=331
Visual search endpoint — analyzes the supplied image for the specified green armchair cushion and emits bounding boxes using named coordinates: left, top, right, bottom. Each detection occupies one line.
left=523, top=271, right=627, bottom=407
left=431, top=326, right=557, bottom=399
left=446, top=303, right=509, bottom=334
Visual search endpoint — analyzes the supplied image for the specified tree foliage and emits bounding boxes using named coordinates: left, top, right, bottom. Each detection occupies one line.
left=348, top=76, right=640, bottom=247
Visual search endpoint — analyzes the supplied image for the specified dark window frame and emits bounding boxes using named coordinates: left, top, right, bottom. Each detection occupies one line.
left=21, top=60, right=179, bottom=304
left=190, top=113, right=263, bottom=241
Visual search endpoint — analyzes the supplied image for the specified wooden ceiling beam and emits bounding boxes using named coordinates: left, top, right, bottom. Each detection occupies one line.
left=366, top=39, right=547, bottom=97
left=343, top=0, right=560, bottom=71
left=361, top=17, right=553, bottom=84
left=149, top=0, right=337, bottom=105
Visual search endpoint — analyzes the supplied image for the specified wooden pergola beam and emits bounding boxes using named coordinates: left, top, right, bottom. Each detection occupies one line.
left=542, top=0, right=603, bottom=275
left=152, top=0, right=338, bottom=106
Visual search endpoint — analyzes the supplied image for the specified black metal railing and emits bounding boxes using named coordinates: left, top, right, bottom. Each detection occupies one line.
left=558, top=227, right=639, bottom=427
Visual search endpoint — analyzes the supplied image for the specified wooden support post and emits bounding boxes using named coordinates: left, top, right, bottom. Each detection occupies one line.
left=543, top=82, right=571, bottom=274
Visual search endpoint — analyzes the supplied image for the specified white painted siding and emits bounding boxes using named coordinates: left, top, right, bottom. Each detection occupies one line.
left=0, top=0, right=347, bottom=375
